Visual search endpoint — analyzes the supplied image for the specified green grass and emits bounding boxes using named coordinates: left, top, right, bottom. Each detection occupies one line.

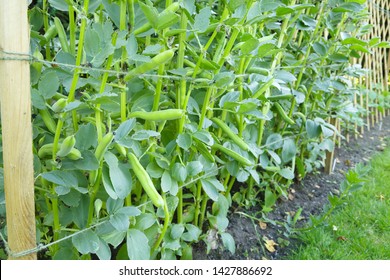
left=288, top=145, right=390, bottom=260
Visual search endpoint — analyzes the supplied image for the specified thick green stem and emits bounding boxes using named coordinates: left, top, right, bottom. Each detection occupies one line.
left=68, top=4, right=76, bottom=55
left=152, top=195, right=170, bottom=253
left=194, top=180, right=203, bottom=227
left=67, top=0, right=90, bottom=131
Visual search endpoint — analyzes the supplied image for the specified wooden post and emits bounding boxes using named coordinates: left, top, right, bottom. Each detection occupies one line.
left=325, top=118, right=338, bottom=175
left=0, top=0, right=37, bottom=259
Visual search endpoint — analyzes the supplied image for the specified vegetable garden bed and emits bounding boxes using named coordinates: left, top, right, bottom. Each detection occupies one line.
left=0, top=0, right=389, bottom=260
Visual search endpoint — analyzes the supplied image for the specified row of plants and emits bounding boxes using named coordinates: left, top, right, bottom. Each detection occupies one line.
left=0, top=0, right=389, bottom=259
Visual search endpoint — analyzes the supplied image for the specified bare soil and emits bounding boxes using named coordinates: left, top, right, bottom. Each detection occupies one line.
left=193, top=116, right=390, bottom=260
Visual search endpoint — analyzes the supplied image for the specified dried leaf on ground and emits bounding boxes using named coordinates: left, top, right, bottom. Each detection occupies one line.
left=264, top=238, right=278, bottom=253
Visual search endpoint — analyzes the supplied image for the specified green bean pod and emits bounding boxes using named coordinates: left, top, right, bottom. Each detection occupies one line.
left=128, top=109, right=184, bottom=121
left=38, top=143, right=81, bottom=160
left=211, top=118, right=249, bottom=151
left=192, top=139, right=215, bottom=163
left=56, top=135, right=76, bottom=157
left=51, top=98, right=67, bottom=113
left=253, top=78, right=274, bottom=99
left=54, top=17, right=70, bottom=53
left=212, top=143, right=252, bottom=166
left=124, top=50, right=175, bottom=81
left=293, top=112, right=307, bottom=123
left=128, top=152, right=164, bottom=208
left=39, top=109, right=57, bottom=134
left=273, top=102, right=295, bottom=125
left=95, top=132, right=114, bottom=163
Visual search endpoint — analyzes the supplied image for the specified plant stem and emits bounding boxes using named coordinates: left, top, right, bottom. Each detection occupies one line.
left=68, top=4, right=76, bottom=55
left=67, top=0, right=90, bottom=131
left=152, top=195, right=170, bottom=253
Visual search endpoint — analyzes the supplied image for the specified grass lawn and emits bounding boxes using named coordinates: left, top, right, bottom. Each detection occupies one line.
left=288, top=144, right=390, bottom=260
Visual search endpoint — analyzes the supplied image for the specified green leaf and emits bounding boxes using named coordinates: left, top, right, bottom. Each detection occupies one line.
left=212, top=194, right=229, bottom=217
left=177, top=133, right=192, bottom=150
left=350, top=44, right=370, bottom=53
left=182, top=224, right=201, bottom=242
left=172, top=163, right=187, bottom=182
left=240, top=37, right=260, bottom=55
left=134, top=213, right=157, bottom=231
left=102, top=165, right=118, bottom=200
left=259, top=0, right=283, bottom=12
left=319, top=138, right=335, bottom=152
left=115, top=119, right=136, bottom=142
left=200, top=178, right=224, bottom=201
left=267, top=150, right=281, bottom=165
left=221, top=232, right=235, bottom=254
left=106, top=197, right=124, bottom=214
left=275, top=70, right=296, bottom=83
left=186, top=161, right=203, bottom=177
left=72, top=229, right=100, bottom=255
left=333, top=2, right=363, bottom=13
left=194, top=7, right=211, bottom=33
left=170, top=224, right=185, bottom=240
left=95, top=238, right=111, bottom=260
left=38, top=71, right=59, bottom=99
left=161, top=170, right=179, bottom=196
left=341, top=37, right=367, bottom=46
left=132, top=130, right=160, bottom=141
left=104, top=153, right=132, bottom=199
left=278, top=168, right=294, bottom=180
left=282, top=139, right=296, bottom=162
left=180, top=0, right=196, bottom=14
left=257, top=43, right=278, bottom=58
left=127, top=229, right=150, bottom=260
left=297, top=15, right=317, bottom=31
left=208, top=215, right=229, bottom=231
left=146, top=161, right=164, bottom=178
left=48, top=0, right=68, bottom=11
left=75, top=123, right=98, bottom=151
left=55, top=185, right=70, bottom=196
left=321, top=124, right=334, bottom=137
left=193, top=130, right=214, bottom=146
left=61, top=151, right=99, bottom=171
left=110, top=213, right=130, bottom=231
left=264, top=187, right=277, bottom=208
left=138, top=1, right=158, bottom=28
left=329, top=53, right=349, bottom=62
left=306, top=120, right=321, bottom=138
left=41, top=170, right=77, bottom=188
left=312, top=42, right=327, bottom=57
left=266, top=133, right=283, bottom=150
left=276, top=6, right=294, bottom=16
left=31, top=88, right=46, bottom=110
left=215, top=72, right=235, bottom=88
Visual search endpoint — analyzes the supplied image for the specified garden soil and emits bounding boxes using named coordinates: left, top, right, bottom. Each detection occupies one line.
left=193, top=115, right=390, bottom=260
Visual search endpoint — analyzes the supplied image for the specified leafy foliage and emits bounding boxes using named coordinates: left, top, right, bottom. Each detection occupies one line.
left=0, top=0, right=388, bottom=260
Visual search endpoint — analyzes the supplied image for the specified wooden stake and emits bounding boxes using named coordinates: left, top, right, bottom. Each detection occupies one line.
left=325, top=118, right=338, bottom=175
left=0, top=0, right=37, bottom=259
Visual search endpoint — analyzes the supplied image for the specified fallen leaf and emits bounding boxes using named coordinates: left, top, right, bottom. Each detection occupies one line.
left=337, top=236, right=347, bottom=241
left=259, top=221, right=267, bottom=230
left=314, top=184, right=321, bottom=189
left=290, top=188, right=296, bottom=194
left=344, top=159, right=351, bottom=166
left=285, top=211, right=295, bottom=217
left=264, top=238, right=278, bottom=253
left=288, top=193, right=294, bottom=200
